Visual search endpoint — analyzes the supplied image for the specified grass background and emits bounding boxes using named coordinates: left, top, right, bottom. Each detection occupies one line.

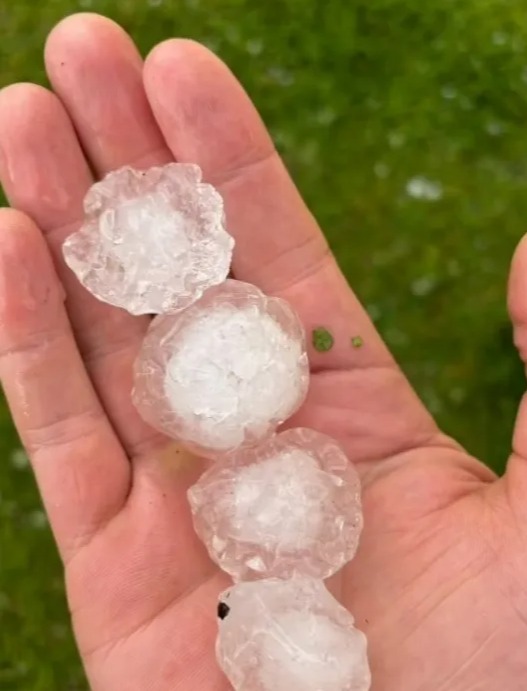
left=1, top=0, right=527, bottom=687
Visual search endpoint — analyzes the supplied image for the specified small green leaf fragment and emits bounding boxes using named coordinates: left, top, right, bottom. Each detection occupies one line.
left=312, top=327, right=334, bottom=352
left=351, top=335, right=363, bottom=348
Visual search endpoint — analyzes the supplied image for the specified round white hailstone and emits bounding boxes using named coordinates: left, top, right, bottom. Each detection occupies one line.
left=188, top=428, right=363, bottom=580
left=62, top=163, right=234, bottom=315
left=216, top=578, right=371, bottom=691
left=132, top=280, right=309, bottom=458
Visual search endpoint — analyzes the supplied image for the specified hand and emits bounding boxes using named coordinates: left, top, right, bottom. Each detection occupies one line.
left=0, top=13, right=526, bottom=691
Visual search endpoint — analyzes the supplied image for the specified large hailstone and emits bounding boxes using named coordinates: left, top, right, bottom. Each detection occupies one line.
left=188, top=428, right=363, bottom=580
left=133, top=280, right=309, bottom=457
left=216, top=578, right=371, bottom=691
left=62, top=163, right=234, bottom=315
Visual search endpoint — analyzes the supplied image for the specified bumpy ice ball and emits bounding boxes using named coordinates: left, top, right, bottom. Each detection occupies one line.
left=63, top=163, right=234, bottom=315
left=188, top=428, right=363, bottom=579
left=216, top=578, right=371, bottom=691
left=133, top=280, right=309, bottom=457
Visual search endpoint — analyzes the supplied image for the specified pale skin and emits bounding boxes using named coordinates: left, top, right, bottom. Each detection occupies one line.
left=1, top=13, right=527, bottom=691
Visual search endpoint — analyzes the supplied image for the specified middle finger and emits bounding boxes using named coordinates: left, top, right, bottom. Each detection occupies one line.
left=44, top=16, right=177, bottom=458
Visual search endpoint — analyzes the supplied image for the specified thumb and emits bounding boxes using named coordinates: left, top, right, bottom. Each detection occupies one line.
left=505, top=233, right=527, bottom=511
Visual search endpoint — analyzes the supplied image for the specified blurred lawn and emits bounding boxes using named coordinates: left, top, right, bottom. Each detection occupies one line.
left=2, top=0, right=527, bottom=687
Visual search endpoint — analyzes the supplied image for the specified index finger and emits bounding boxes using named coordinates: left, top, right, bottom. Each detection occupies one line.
left=143, top=40, right=393, bottom=373
left=143, top=42, right=446, bottom=471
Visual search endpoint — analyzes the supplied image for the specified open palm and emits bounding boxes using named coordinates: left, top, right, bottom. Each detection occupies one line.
left=1, top=14, right=527, bottom=690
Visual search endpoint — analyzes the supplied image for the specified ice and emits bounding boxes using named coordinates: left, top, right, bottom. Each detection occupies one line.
left=188, top=428, right=363, bottom=579
left=216, top=578, right=371, bottom=691
left=62, top=163, right=234, bottom=315
left=133, top=280, right=309, bottom=457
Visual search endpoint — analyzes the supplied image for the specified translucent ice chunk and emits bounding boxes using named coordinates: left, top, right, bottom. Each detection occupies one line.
left=188, top=428, right=363, bottom=580
left=133, top=280, right=309, bottom=457
left=216, top=578, right=371, bottom=691
left=63, top=163, right=234, bottom=315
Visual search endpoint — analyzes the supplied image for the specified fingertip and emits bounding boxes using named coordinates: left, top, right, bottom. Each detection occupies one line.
left=144, top=38, right=273, bottom=178
left=0, top=84, right=59, bottom=172
left=45, top=12, right=142, bottom=90
left=0, top=81, right=54, bottom=118
left=145, top=37, right=214, bottom=70
left=508, top=232, right=527, bottom=323
left=45, top=12, right=132, bottom=68
left=508, top=232, right=527, bottom=363
left=0, top=206, right=38, bottom=240
left=143, top=38, right=230, bottom=114
left=0, top=84, right=48, bottom=161
left=0, top=82, right=67, bottom=153
left=0, top=82, right=90, bottom=229
left=45, top=11, right=168, bottom=174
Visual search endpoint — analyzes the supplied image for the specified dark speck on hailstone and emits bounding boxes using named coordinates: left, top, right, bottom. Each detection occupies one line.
left=312, top=327, right=334, bottom=352
left=217, top=601, right=231, bottom=620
